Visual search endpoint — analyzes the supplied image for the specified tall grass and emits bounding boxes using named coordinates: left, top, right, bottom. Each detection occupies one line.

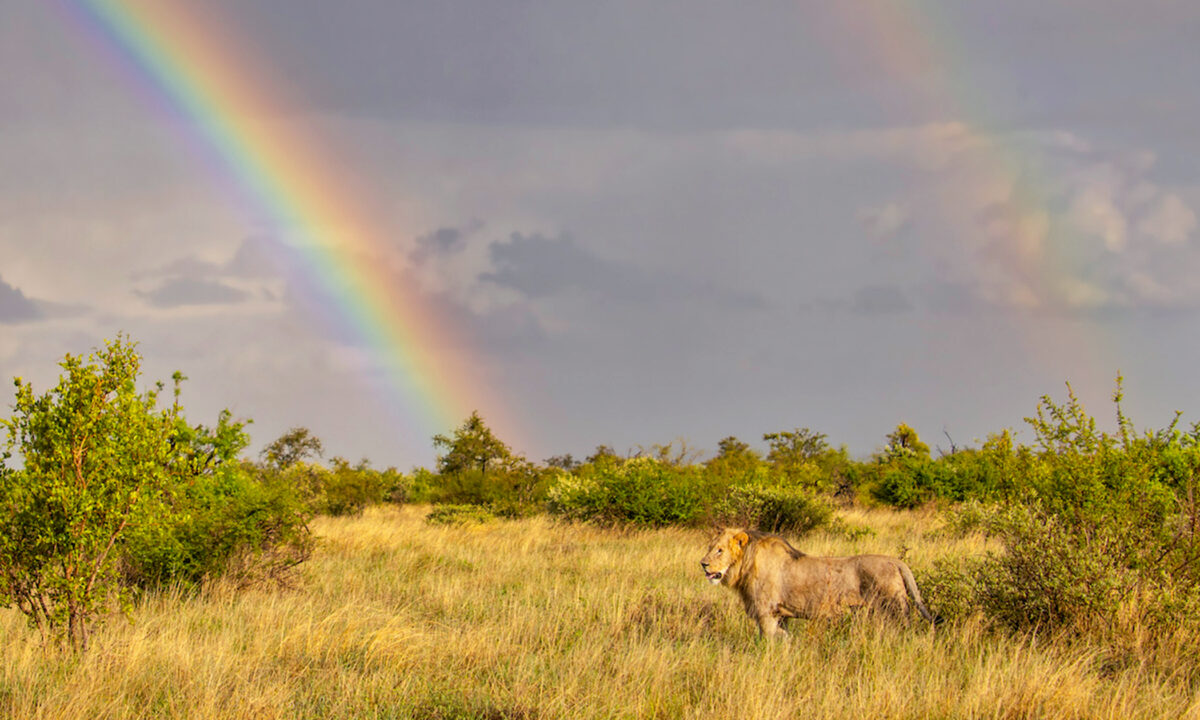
left=2, top=505, right=1197, bottom=719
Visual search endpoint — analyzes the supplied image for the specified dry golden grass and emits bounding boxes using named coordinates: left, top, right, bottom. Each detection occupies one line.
left=2, top=505, right=1199, bottom=719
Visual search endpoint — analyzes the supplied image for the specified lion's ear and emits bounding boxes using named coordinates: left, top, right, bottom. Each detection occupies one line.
left=733, top=531, right=749, bottom=549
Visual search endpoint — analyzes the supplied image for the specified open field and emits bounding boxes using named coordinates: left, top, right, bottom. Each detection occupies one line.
left=2, top=505, right=1199, bottom=719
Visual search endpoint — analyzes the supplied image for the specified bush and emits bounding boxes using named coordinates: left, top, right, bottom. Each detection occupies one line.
left=716, top=484, right=833, bottom=535
left=0, top=337, right=314, bottom=648
left=425, top=504, right=496, bottom=526
left=0, top=338, right=176, bottom=649
left=547, top=457, right=712, bottom=526
left=318, top=459, right=394, bottom=516
left=870, top=460, right=937, bottom=509
left=120, top=465, right=312, bottom=590
left=937, top=381, right=1200, bottom=640
left=273, top=459, right=404, bottom=517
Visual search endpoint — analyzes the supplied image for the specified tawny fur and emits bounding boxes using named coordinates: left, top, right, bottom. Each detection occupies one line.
left=700, top=527, right=934, bottom=638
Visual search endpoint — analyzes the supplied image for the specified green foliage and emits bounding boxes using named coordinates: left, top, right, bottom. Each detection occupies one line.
left=763, top=427, right=829, bottom=465
left=261, top=426, right=406, bottom=516
left=636, top=439, right=703, bottom=466
left=0, top=336, right=315, bottom=649
left=421, top=413, right=550, bottom=513
left=705, top=436, right=762, bottom=483
left=0, top=337, right=173, bottom=649
left=547, top=457, right=713, bottom=527
left=544, top=454, right=581, bottom=471
left=545, top=450, right=835, bottom=532
left=883, top=423, right=931, bottom=460
left=862, top=429, right=1021, bottom=508
left=121, top=463, right=312, bottom=590
left=311, top=458, right=396, bottom=517
left=406, top=467, right=441, bottom=504
left=761, top=428, right=850, bottom=494
left=939, top=379, right=1200, bottom=636
left=417, top=462, right=551, bottom=508
left=432, top=411, right=513, bottom=476
left=259, top=427, right=323, bottom=471
left=425, top=504, right=496, bottom=526
left=716, top=484, right=833, bottom=535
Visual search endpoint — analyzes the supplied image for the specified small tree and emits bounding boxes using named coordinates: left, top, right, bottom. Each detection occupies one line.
left=883, top=423, right=931, bottom=460
left=763, top=428, right=830, bottom=466
left=432, top=411, right=513, bottom=476
left=706, top=436, right=763, bottom=481
left=260, top=427, right=323, bottom=471
left=0, top=337, right=172, bottom=650
left=585, top=445, right=619, bottom=464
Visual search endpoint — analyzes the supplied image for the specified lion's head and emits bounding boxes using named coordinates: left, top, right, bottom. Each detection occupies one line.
left=700, top=527, right=749, bottom=585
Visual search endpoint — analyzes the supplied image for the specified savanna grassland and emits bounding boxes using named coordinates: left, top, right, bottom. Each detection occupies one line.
left=3, top=504, right=1198, bottom=720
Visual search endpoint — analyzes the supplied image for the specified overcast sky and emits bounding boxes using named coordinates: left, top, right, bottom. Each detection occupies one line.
left=2, top=1, right=1200, bottom=468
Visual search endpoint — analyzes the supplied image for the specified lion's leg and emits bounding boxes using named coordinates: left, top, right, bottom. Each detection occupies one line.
left=755, top=613, right=787, bottom=639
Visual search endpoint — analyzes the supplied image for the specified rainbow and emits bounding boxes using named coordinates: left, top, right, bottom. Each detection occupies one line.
left=813, top=2, right=1111, bottom=374
left=59, top=0, right=517, bottom=449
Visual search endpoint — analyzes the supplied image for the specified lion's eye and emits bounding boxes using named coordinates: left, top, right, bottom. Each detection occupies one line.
left=716, top=548, right=723, bottom=555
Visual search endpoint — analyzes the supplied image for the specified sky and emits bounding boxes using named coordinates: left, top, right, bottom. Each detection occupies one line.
left=2, top=1, right=1200, bottom=468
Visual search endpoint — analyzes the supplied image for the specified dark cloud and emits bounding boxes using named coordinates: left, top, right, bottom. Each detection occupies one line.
left=481, top=232, right=764, bottom=310
left=409, top=225, right=472, bottom=265
left=145, top=237, right=283, bottom=280
left=0, top=276, right=42, bottom=324
left=137, top=277, right=250, bottom=308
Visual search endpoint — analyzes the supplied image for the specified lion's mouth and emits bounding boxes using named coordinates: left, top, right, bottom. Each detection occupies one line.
left=705, top=570, right=723, bottom=584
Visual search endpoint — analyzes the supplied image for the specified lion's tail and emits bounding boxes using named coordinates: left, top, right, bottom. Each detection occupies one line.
left=898, top=562, right=936, bottom=623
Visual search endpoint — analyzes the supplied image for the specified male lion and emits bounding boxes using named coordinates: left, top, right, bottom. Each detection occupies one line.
left=700, top=527, right=934, bottom=637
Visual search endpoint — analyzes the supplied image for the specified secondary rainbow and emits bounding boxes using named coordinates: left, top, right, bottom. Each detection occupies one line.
left=61, top=0, right=513, bottom=444
left=815, top=2, right=1108, bottom=371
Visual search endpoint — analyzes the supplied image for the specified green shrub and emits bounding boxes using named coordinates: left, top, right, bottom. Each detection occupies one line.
left=0, top=338, right=182, bottom=649
left=871, top=461, right=935, bottom=509
left=273, top=459, right=403, bottom=516
left=0, top=338, right=315, bottom=648
left=716, top=484, right=833, bottom=535
left=425, top=504, right=496, bottom=526
left=547, top=457, right=711, bottom=526
left=939, top=380, right=1200, bottom=637
left=319, top=459, right=392, bottom=516
left=915, top=556, right=986, bottom=623
left=120, top=464, right=313, bottom=590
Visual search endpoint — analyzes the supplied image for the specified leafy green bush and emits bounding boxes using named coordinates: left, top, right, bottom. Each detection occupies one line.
left=547, top=457, right=712, bottom=526
left=716, top=484, right=833, bottom=535
left=864, top=430, right=1022, bottom=508
left=120, top=465, right=312, bottom=590
left=0, top=338, right=316, bottom=649
left=317, top=459, right=394, bottom=516
left=938, top=381, right=1200, bottom=637
left=425, top=504, right=496, bottom=526
left=0, top=338, right=177, bottom=649
left=870, top=460, right=937, bottom=508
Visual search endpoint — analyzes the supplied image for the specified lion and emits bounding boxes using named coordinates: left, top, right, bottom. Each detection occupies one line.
left=700, top=527, right=934, bottom=637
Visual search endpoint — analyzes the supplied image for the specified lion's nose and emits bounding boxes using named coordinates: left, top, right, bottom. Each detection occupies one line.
left=700, top=560, right=708, bottom=569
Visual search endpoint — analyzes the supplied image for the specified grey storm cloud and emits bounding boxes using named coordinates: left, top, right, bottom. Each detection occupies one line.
left=409, top=226, right=470, bottom=265
left=137, top=277, right=250, bottom=308
left=0, top=276, right=42, bottom=324
left=146, top=237, right=283, bottom=280
left=480, top=232, right=765, bottom=310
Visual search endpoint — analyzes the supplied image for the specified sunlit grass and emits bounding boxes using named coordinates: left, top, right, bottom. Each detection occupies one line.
left=1, top=504, right=1197, bottom=718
